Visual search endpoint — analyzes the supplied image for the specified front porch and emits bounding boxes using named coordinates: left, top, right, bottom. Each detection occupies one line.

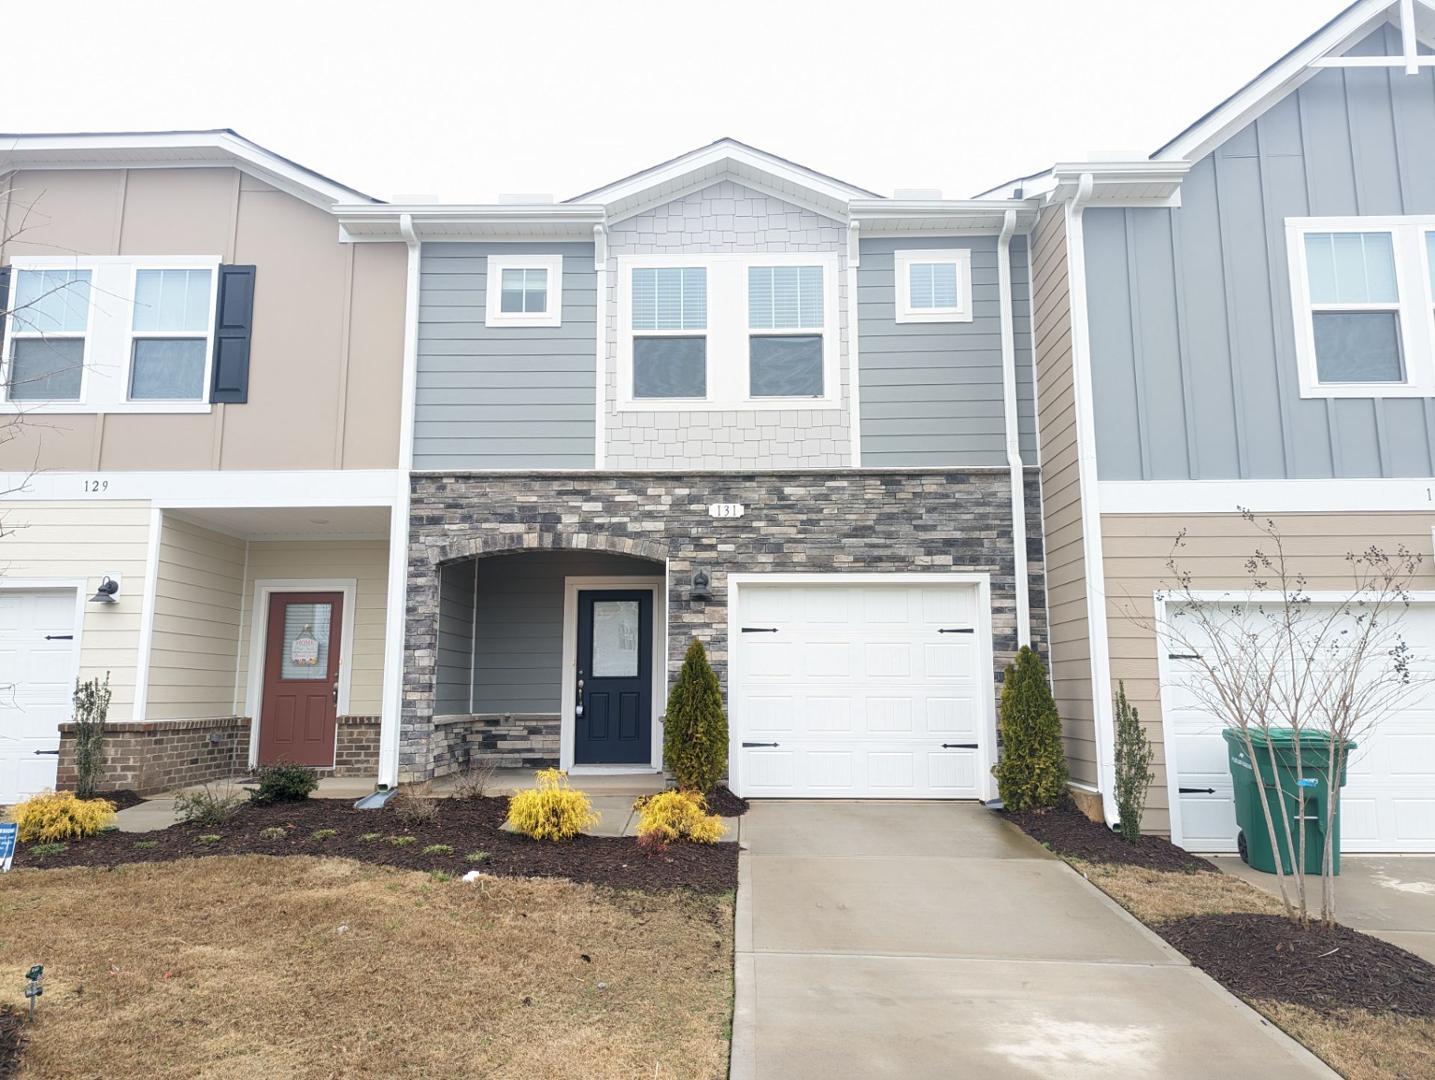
left=423, top=547, right=670, bottom=778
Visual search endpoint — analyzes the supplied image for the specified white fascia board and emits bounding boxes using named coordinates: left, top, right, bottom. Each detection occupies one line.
left=576, top=141, right=872, bottom=210
left=0, top=130, right=374, bottom=210
left=334, top=204, right=606, bottom=241
left=850, top=199, right=1041, bottom=234
left=0, top=469, right=403, bottom=507
left=1100, top=477, right=1435, bottom=515
left=1152, top=0, right=1400, bottom=163
left=1046, top=161, right=1191, bottom=206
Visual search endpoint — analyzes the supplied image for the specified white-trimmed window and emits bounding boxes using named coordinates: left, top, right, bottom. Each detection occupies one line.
left=1286, top=217, right=1435, bottom=397
left=2, top=255, right=219, bottom=413
left=894, top=248, right=972, bottom=323
left=485, top=254, right=563, bottom=327
left=617, top=252, right=839, bottom=410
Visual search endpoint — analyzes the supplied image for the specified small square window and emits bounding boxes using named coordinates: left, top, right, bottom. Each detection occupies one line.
left=485, top=255, right=563, bottom=327
left=895, top=249, right=972, bottom=323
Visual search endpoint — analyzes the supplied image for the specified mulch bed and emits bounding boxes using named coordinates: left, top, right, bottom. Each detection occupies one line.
left=0, top=1007, right=22, bottom=1079
left=704, top=785, right=749, bottom=817
left=91, top=790, right=144, bottom=812
left=1005, top=799, right=1215, bottom=873
left=1161, top=913, right=1435, bottom=1017
left=15, top=797, right=738, bottom=894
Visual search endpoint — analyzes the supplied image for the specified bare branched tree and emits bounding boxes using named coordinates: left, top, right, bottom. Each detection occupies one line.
left=1133, top=510, right=1424, bottom=926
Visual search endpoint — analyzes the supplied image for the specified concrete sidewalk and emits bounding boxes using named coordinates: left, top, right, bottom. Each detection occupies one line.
left=731, top=801, right=1332, bottom=1079
left=1214, top=854, right=1435, bottom=964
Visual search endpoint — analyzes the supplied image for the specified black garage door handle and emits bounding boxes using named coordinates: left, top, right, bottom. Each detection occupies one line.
left=942, top=743, right=979, bottom=749
left=1178, top=787, right=1216, bottom=795
left=33, top=750, right=59, bottom=756
left=939, top=628, right=975, bottom=634
left=741, top=741, right=780, bottom=748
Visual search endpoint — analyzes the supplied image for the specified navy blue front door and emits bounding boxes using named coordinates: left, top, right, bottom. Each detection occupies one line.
left=575, top=590, right=653, bottom=764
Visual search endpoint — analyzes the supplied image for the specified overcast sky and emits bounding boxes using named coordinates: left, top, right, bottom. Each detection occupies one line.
left=6, top=0, right=1349, bottom=202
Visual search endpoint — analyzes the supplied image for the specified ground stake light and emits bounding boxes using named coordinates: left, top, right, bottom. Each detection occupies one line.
left=24, top=965, right=42, bottom=1020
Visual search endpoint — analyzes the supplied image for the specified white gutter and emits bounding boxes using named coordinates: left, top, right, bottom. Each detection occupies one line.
left=996, top=209, right=1030, bottom=649
left=1064, top=173, right=1119, bottom=827
left=377, top=212, right=421, bottom=788
left=593, top=224, right=608, bottom=469
left=847, top=220, right=862, bottom=466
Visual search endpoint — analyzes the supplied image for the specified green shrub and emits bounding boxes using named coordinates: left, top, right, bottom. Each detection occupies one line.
left=310, top=828, right=337, bottom=841
left=12, top=791, right=115, bottom=842
left=422, top=844, right=453, bottom=856
left=1113, top=681, right=1155, bottom=844
left=258, top=826, right=288, bottom=841
left=196, top=834, right=222, bottom=846
left=662, top=638, right=728, bottom=794
left=387, top=835, right=416, bottom=847
left=29, top=842, right=68, bottom=857
left=465, top=851, right=490, bottom=863
left=71, top=673, right=113, bottom=799
left=359, top=832, right=383, bottom=842
left=505, top=769, right=598, bottom=841
left=174, top=783, right=244, bottom=827
left=992, top=646, right=1068, bottom=813
left=250, top=763, right=318, bottom=804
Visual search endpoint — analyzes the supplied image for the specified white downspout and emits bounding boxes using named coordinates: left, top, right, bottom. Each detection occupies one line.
left=593, top=223, right=608, bottom=469
left=997, top=209, right=1030, bottom=649
left=378, top=212, right=421, bottom=788
left=1065, top=173, right=1119, bottom=827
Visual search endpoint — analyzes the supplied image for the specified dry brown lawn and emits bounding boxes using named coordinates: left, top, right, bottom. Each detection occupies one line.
left=1066, top=856, right=1435, bottom=1079
left=0, top=856, right=733, bottom=1079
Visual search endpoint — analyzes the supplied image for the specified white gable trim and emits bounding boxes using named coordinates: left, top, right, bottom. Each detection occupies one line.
left=1154, top=0, right=1426, bottom=164
left=603, top=166, right=851, bottom=226
left=0, top=130, right=376, bottom=210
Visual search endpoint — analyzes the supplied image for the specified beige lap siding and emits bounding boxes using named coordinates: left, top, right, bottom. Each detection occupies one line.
left=146, top=516, right=247, bottom=720
left=0, top=501, right=152, bottom=721
left=1030, top=205, right=1098, bottom=784
left=1100, top=510, right=1435, bottom=835
left=235, top=539, right=389, bottom=717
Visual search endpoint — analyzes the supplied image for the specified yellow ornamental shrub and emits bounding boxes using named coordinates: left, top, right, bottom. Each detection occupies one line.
left=634, top=790, right=726, bottom=845
left=12, top=791, right=117, bottom=842
left=505, top=769, right=599, bottom=842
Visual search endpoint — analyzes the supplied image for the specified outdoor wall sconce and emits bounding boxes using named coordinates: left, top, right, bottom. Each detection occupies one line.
left=89, top=575, right=120, bottom=604
left=690, top=569, right=713, bottom=602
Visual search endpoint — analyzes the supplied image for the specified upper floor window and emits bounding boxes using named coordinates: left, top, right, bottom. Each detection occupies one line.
left=485, top=254, right=563, bottom=327
left=894, top=248, right=972, bottom=323
left=1286, top=218, right=1435, bottom=397
left=2, top=256, right=220, bottom=413
left=617, top=253, right=838, bottom=411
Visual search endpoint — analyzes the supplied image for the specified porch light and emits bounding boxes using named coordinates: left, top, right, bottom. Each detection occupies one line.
left=690, top=570, right=713, bottom=603
left=88, top=575, right=120, bottom=604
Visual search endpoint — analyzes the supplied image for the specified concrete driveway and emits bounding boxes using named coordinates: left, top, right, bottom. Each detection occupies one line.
left=731, top=801, right=1331, bottom=1079
left=1213, top=854, right=1435, bottom=964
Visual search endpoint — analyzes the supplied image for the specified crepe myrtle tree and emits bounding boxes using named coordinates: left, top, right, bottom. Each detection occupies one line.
left=1143, top=510, right=1423, bottom=927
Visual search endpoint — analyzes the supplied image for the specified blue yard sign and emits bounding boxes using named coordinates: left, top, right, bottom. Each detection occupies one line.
left=0, top=822, right=17, bottom=872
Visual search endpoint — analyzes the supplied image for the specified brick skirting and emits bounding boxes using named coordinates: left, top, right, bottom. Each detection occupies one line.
left=57, top=717, right=251, bottom=796
left=333, top=715, right=381, bottom=777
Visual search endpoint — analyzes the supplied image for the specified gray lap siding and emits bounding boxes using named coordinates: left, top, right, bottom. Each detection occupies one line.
left=399, top=469, right=1046, bottom=779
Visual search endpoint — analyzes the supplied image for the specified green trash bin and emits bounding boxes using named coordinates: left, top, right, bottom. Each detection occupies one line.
left=1221, top=728, right=1355, bottom=876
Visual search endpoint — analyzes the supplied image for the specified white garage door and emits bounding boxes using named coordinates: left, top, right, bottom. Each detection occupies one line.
left=1163, top=604, right=1435, bottom=853
left=730, top=579, right=994, bottom=799
left=0, top=589, right=79, bottom=804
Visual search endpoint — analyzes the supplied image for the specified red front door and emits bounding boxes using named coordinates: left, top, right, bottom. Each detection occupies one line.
left=257, top=591, right=342, bottom=767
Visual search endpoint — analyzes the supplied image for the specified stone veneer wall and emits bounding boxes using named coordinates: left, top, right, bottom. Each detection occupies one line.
left=57, top=717, right=251, bottom=796
left=432, top=715, right=561, bottom=773
left=400, top=469, right=1047, bottom=781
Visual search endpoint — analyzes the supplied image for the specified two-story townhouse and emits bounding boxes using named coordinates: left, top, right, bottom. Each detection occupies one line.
left=1000, top=0, right=1435, bottom=853
left=0, top=131, right=412, bottom=802
left=337, top=140, right=1048, bottom=798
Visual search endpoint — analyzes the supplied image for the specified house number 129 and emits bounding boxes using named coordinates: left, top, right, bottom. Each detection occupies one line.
left=83, top=479, right=109, bottom=494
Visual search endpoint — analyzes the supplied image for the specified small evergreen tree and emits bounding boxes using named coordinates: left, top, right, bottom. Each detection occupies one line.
left=992, top=646, right=1067, bottom=812
left=1113, top=681, right=1155, bottom=844
left=663, top=638, right=728, bottom=793
left=71, top=672, right=112, bottom=799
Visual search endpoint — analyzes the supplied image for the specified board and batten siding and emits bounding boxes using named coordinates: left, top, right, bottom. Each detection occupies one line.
left=1086, top=23, right=1435, bottom=482
left=436, top=560, right=476, bottom=715
left=460, top=551, right=659, bottom=716
left=1030, top=207, right=1098, bottom=785
left=146, top=516, right=247, bottom=721
left=415, top=242, right=597, bottom=470
left=1100, top=509, right=1435, bottom=835
left=857, top=236, right=1037, bottom=468
left=0, top=501, right=153, bottom=722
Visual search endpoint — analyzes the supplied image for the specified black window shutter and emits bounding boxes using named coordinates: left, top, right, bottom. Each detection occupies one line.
left=0, top=267, right=11, bottom=345
left=210, top=264, right=256, bottom=404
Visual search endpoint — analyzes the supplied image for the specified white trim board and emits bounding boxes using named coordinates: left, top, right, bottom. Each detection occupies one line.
left=1099, top=478, right=1435, bottom=515
left=559, top=576, right=668, bottom=773
left=724, top=571, right=999, bottom=801
left=0, top=469, right=403, bottom=506
left=243, top=578, right=358, bottom=770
